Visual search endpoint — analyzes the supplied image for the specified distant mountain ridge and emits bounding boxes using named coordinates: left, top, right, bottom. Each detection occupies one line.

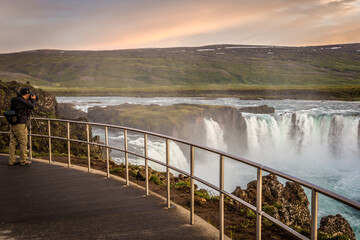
left=0, top=43, right=359, bottom=88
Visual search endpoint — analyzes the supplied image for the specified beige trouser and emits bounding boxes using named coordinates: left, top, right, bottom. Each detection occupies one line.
left=9, top=124, right=28, bottom=165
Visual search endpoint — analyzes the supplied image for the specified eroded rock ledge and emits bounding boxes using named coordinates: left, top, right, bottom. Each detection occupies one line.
left=239, top=104, right=275, bottom=114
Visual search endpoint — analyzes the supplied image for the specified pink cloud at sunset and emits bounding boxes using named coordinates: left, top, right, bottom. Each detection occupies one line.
left=0, top=0, right=359, bottom=53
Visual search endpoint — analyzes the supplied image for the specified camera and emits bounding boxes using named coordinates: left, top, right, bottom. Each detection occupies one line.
left=30, top=94, right=38, bottom=101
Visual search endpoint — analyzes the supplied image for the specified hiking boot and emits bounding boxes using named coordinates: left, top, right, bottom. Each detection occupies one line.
left=8, top=162, right=17, bottom=166
left=20, top=160, right=32, bottom=166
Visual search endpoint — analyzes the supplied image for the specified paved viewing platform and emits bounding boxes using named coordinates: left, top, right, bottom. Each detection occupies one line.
left=0, top=155, right=220, bottom=240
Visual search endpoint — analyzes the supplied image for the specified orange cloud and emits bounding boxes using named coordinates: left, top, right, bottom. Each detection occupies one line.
left=0, top=0, right=359, bottom=52
left=81, top=0, right=360, bottom=50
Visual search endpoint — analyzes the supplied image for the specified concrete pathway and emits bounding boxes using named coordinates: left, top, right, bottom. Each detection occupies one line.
left=0, top=155, right=220, bottom=240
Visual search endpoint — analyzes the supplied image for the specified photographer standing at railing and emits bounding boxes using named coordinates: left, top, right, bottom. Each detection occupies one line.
left=8, top=88, right=36, bottom=166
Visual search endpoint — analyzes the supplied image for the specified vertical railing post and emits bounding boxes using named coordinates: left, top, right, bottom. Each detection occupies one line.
left=166, top=139, right=171, bottom=208
left=144, top=134, right=149, bottom=196
left=311, top=189, right=319, bottom=240
left=256, top=167, right=263, bottom=240
left=29, top=118, right=32, bottom=161
left=124, top=130, right=129, bottom=186
left=87, top=124, right=91, bottom=172
left=105, top=127, right=110, bottom=178
left=190, top=145, right=195, bottom=225
left=67, top=122, right=70, bottom=167
left=48, top=120, right=51, bottom=163
left=219, top=155, right=225, bottom=240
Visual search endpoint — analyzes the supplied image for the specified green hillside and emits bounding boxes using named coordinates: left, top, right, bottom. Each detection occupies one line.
left=1, top=44, right=360, bottom=99
left=0, top=44, right=359, bottom=90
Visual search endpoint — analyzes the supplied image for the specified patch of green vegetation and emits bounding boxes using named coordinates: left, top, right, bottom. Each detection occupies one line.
left=211, top=196, right=220, bottom=201
left=1, top=146, right=9, bottom=154
left=129, top=170, right=138, bottom=178
left=263, top=205, right=275, bottom=215
left=317, top=232, right=350, bottom=240
left=226, top=225, right=237, bottom=239
left=273, top=201, right=282, bottom=209
left=150, top=175, right=161, bottom=185
left=246, top=209, right=256, bottom=218
left=129, top=164, right=139, bottom=170
left=262, top=218, right=273, bottom=227
left=294, top=226, right=310, bottom=236
left=239, top=219, right=255, bottom=228
left=195, top=189, right=211, bottom=200
left=318, top=232, right=329, bottom=240
left=110, top=167, right=123, bottom=174
left=173, top=180, right=190, bottom=188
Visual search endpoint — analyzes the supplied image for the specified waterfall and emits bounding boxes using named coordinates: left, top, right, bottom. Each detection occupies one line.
left=242, top=112, right=360, bottom=169
left=147, top=139, right=189, bottom=173
left=107, top=133, right=190, bottom=174
left=204, top=118, right=228, bottom=152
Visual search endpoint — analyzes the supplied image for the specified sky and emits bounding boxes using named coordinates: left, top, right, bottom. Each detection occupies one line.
left=0, top=0, right=360, bottom=53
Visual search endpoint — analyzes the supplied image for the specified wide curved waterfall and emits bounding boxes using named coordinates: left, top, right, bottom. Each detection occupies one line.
left=58, top=97, right=360, bottom=237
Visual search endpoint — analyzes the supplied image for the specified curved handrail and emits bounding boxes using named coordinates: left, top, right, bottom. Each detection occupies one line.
left=0, top=116, right=359, bottom=240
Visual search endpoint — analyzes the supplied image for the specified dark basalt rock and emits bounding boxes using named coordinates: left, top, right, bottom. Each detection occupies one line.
left=232, top=174, right=310, bottom=228
left=232, top=174, right=356, bottom=237
left=239, top=105, right=275, bottom=114
left=319, top=214, right=355, bottom=240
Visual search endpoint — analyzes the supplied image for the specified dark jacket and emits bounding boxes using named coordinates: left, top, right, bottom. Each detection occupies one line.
left=10, top=96, right=35, bottom=124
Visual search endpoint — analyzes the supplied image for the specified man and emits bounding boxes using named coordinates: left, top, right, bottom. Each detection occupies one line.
left=8, top=88, right=36, bottom=166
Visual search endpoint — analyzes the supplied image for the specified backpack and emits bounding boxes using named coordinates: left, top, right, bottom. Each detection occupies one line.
left=4, top=110, right=19, bottom=125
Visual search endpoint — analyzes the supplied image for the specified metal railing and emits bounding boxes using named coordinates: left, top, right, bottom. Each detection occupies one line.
left=1, top=116, right=359, bottom=240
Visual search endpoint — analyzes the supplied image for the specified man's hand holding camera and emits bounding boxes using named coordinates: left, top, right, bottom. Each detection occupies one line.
left=30, top=94, right=37, bottom=101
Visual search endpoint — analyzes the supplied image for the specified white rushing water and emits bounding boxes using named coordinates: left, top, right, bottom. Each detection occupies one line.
left=58, top=97, right=360, bottom=237
left=242, top=112, right=360, bottom=169
left=204, top=118, right=228, bottom=152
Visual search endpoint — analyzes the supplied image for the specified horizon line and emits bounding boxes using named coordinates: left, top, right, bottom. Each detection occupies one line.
left=2, top=42, right=360, bottom=54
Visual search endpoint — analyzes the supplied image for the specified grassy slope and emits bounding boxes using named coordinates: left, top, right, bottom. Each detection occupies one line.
left=0, top=44, right=359, bottom=99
